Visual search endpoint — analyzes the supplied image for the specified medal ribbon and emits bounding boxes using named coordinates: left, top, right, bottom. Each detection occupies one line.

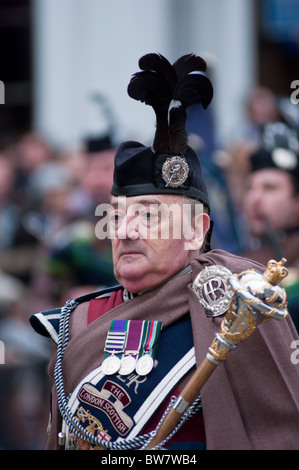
left=104, top=319, right=128, bottom=360
left=139, top=321, right=162, bottom=359
left=123, top=320, right=144, bottom=357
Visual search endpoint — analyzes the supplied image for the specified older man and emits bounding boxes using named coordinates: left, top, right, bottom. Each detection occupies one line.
left=30, top=54, right=299, bottom=450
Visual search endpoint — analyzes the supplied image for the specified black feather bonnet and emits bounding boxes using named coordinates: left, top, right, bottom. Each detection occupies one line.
left=249, top=122, right=299, bottom=180
left=111, top=53, right=213, bottom=209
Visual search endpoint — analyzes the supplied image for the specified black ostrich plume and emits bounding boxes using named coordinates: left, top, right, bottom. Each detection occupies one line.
left=127, top=53, right=213, bottom=154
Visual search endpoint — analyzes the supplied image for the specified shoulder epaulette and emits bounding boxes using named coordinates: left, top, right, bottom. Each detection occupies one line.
left=29, top=285, right=121, bottom=344
left=30, top=307, right=62, bottom=344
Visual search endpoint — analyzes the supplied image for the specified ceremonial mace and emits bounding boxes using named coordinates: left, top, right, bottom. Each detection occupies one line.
left=145, top=258, right=289, bottom=449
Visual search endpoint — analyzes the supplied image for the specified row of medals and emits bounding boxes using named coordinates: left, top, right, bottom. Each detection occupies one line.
left=102, top=350, right=154, bottom=377
left=101, top=324, right=156, bottom=377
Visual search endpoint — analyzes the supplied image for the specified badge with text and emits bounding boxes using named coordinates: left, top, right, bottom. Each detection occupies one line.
left=192, top=265, right=234, bottom=317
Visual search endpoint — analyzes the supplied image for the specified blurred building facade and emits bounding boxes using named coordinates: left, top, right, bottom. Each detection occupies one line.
left=31, top=0, right=256, bottom=149
left=1, top=0, right=298, bottom=150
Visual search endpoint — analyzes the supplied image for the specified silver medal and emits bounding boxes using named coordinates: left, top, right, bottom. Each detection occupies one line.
left=118, top=355, right=137, bottom=376
left=192, top=265, right=234, bottom=317
left=135, top=354, right=154, bottom=376
left=101, top=354, right=121, bottom=375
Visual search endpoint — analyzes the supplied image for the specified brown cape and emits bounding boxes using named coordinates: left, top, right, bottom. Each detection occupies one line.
left=45, top=249, right=299, bottom=450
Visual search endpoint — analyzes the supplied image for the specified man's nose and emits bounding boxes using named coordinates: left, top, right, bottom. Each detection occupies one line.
left=116, top=215, right=139, bottom=240
left=248, top=187, right=263, bottom=206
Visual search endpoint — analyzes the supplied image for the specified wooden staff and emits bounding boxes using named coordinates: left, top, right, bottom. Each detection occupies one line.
left=145, top=258, right=289, bottom=450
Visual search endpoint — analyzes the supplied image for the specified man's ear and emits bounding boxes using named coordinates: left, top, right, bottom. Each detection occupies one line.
left=184, top=213, right=210, bottom=251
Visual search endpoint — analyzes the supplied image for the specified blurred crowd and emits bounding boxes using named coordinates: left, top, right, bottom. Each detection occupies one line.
left=0, top=131, right=117, bottom=448
left=0, top=85, right=299, bottom=449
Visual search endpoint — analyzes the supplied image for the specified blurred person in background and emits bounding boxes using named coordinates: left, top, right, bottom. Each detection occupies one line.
left=0, top=132, right=56, bottom=286
left=0, top=290, right=51, bottom=449
left=0, top=153, right=21, bottom=251
left=224, top=87, right=281, bottom=240
left=36, top=136, right=116, bottom=300
left=240, top=122, right=299, bottom=330
left=0, top=130, right=116, bottom=449
left=237, top=87, right=280, bottom=145
left=0, top=132, right=60, bottom=449
left=81, top=135, right=116, bottom=206
left=13, top=131, right=54, bottom=210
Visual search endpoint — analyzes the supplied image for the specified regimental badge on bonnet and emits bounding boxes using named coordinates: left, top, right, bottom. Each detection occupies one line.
left=162, top=156, right=189, bottom=188
left=192, top=265, right=234, bottom=317
left=109, top=53, right=213, bottom=208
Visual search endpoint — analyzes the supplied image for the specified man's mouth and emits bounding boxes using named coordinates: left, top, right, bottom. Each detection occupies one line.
left=119, top=250, right=144, bottom=257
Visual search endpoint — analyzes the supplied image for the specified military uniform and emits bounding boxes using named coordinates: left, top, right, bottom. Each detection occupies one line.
left=30, top=249, right=299, bottom=450
left=30, top=55, right=299, bottom=450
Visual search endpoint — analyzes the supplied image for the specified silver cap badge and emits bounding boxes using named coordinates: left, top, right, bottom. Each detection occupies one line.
left=192, top=265, right=234, bottom=317
left=162, top=156, right=189, bottom=188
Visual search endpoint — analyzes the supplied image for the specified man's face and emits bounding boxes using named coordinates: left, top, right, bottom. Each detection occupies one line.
left=109, top=194, right=209, bottom=293
left=243, top=168, right=299, bottom=237
left=82, top=150, right=115, bottom=203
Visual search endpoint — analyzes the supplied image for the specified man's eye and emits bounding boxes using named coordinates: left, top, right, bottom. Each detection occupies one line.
left=110, top=213, right=121, bottom=225
left=139, top=211, right=159, bottom=227
left=141, top=211, right=157, bottom=219
left=264, top=184, right=278, bottom=192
